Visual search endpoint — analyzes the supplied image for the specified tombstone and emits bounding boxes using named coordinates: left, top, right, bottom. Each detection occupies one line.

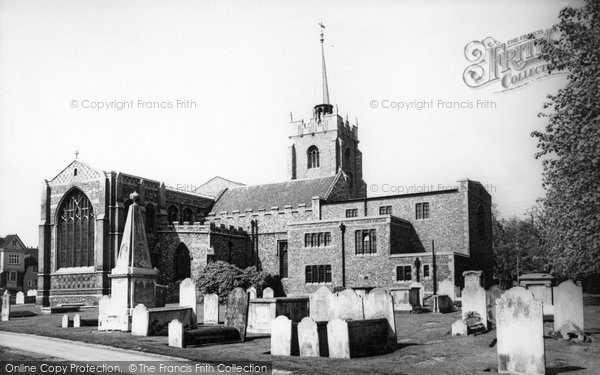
left=62, top=314, right=70, bottom=328
left=486, top=285, right=502, bottom=325
left=27, top=289, right=37, bottom=297
left=1, top=291, right=10, bottom=322
left=451, top=319, right=467, bottom=336
left=363, top=288, right=397, bottom=350
left=327, top=319, right=350, bottom=359
left=390, top=288, right=412, bottom=312
left=247, top=287, right=257, bottom=300
left=554, top=280, right=584, bottom=333
left=520, top=273, right=555, bottom=316
left=131, top=304, right=150, bottom=336
left=298, top=317, right=320, bottom=357
left=224, top=287, right=249, bottom=341
left=496, top=287, right=545, bottom=375
left=309, top=286, right=335, bottom=321
left=203, top=293, right=219, bottom=325
left=438, top=279, right=455, bottom=301
left=15, top=291, right=24, bottom=305
left=263, top=287, right=274, bottom=298
left=179, top=278, right=197, bottom=314
left=73, top=314, right=81, bottom=328
left=271, top=315, right=292, bottom=356
left=463, top=270, right=483, bottom=287
left=334, top=289, right=364, bottom=320
left=168, top=319, right=184, bottom=348
left=462, top=275, right=488, bottom=329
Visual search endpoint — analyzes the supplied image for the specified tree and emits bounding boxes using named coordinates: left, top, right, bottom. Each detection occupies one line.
left=531, top=0, right=600, bottom=280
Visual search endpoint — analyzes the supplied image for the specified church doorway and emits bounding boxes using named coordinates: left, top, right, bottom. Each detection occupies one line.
left=174, top=243, right=191, bottom=281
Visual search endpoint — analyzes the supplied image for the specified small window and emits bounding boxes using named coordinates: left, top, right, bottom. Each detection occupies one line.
left=305, top=232, right=331, bottom=248
left=74, top=168, right=78, bottom=176
left=416, top=202, right=430, bottom=220
left=355, top=229, right=377, bottom=255
left=28, top=280, right=33, bottom=287
left=307, top=146, right=320, bottom=169
left=8, top=254, right=19, bottom=264
left=396, top=265, right=412, bottom=282
left=305, top=264, right=332, bottom=283
left=346, top=209, right=358, bottom=218
left=304, top=234, right=310, bottom=247
left=324, top=233, right=331, bottom=247
left=423, top=264, right=431, bottom=280
left=379, top=206, right=392, bottom=215
left=9, top=271, right=17, bottom=282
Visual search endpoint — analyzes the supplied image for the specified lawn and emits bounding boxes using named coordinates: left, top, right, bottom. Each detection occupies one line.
left=1, top=296, right=599, bottom=374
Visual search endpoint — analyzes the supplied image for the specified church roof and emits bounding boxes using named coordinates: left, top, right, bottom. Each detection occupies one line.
left=193, top=176, right=246, bottom=199
left=210, top=175, right=339, bottom=214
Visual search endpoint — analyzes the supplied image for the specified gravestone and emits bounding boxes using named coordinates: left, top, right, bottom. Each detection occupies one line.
left=390, top=288, right=412, bottom=312
left=496, top=287, right=545, bottom=375
left=520, top=273, right=555, bottom=317
left=203, top=293, right=219, bottom=325
left=15, top=291, right=24, bottom=305
left=73, top=314, right=81, bottom=328
left=168, top=319, right=184, bottom=348
left=271, top=315, right=292, bottom=356
left=363, top=288, right=397, bottom=350
left=62, top=314, right=69, bottom=328
left=263, top=287, right=274, bottom=298
left=438, top=279, right=455, bottom=300
left=179, top=278, right=197, bottom=315
left=462, top=275, right=488, bottom=329
left=486, top=285, right=502, bottom=325
left=1, top=291, right=10, bottom=321
left=27, top=289, right=37, bottom=297
left=451, top=319, right=467, bottom=336
left=224, top=287, right=249, bottom=341
left=298, top=317, right=320, bottom=357
left=309, top=286, right=335, bottom=321
left=131, top=304, right=150, bottom=336
left=554, top=280, right=584, bottom=333
left=334, top=289, right=364, bottom=320
left=327, top=319, right=350, bottom=359
left=463, top=270, right=482, bottom=287
left=247, top=287, right=257, bottom=300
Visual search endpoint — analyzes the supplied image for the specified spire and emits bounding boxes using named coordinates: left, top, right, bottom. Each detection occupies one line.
left=314, top=23, right=333, bottom=120
left=320, top=23, right=330, bottom=105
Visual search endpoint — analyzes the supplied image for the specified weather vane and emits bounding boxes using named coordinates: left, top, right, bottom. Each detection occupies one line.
left=318, top=22, right=325, bottom=43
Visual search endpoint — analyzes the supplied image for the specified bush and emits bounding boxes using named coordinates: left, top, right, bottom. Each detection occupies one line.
left=194, top=261, right=283, bottom=303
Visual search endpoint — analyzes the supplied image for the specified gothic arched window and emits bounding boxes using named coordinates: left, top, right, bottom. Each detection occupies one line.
left=145, top=204, right=155, bottom=232
left=57, top=189, right=95, bottom=268
left=182, top=207, right=194, bottom=224
left=168, top=205, right=179, bottom=225
left=174, top=243, right=191, bottom=281
left=307, top=146, right=320, bottom=169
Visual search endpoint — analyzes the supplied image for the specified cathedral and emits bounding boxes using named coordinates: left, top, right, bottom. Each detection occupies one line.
left=37, top=30, right=493, bottom=307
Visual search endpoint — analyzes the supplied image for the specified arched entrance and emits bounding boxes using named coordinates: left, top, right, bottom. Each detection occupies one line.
left=174, top=243, right=191, bottom=281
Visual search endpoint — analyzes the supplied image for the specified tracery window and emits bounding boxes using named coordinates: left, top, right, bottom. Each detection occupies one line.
left=57, top=189, right=95, bottom=268
left=307, top=146, right=320, bottom=169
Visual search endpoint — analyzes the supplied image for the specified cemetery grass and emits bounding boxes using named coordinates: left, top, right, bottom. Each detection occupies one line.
left=0, top=298, right=599, bottom=374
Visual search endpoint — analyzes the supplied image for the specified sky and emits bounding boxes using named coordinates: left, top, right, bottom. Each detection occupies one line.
left=0, top=0, right=582, bottom=246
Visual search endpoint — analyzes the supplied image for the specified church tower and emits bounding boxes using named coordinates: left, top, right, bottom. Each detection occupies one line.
left=288, top=25, right=366, bottom=198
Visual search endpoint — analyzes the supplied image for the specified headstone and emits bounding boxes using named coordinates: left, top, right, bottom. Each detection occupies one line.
left=519, top=273, right=555, bottom=316
left=263, top=287, right=274, bottom=298
left=486, top=285, right=502, bottom=325
left=309, top=286, right=335, bottom=321
left=73, top=314, right=81, bottom=328
left=463, top=270, right=483, bottom=287
left=334, top=289, right=364, bottom=320
left=496, top=287, right=545, bottom=375
left=462, top=276, right=488, bottom=329
left=1, top=291, right=10, bottom=321
left=363, top=288, right=396, bottom=350
left=168, top=319, right=184, bottom=348
left=554, top=280, right=584, bottom=333
left=224, top=287, right=249, bottom=341
left=451, top=319, right=467, bottom=336
left=131, top=304, right=150, bottom=336
left=27, top=289, right=37, bottom=297
left=179, top=278, right=197, bottom=314
left=62, top=314, right=69, bottom=328
left=271, top=315, right=292, bottom=356
left=390, top=288, right=412, bottom=312
left=15, top=291, right=24, bottom=305
left=298, top=317, right=320, bottom=357
left=203, top=293, right=219, bottom=325
left=327, top=319, right=350, bottom=359
left=247, top=287, right=257, bottom=300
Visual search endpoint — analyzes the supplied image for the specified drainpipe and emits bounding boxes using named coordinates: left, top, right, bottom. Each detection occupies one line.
left=339, top=223, right=346, bottom=288
left=432, top=239, right=437, bottom=295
